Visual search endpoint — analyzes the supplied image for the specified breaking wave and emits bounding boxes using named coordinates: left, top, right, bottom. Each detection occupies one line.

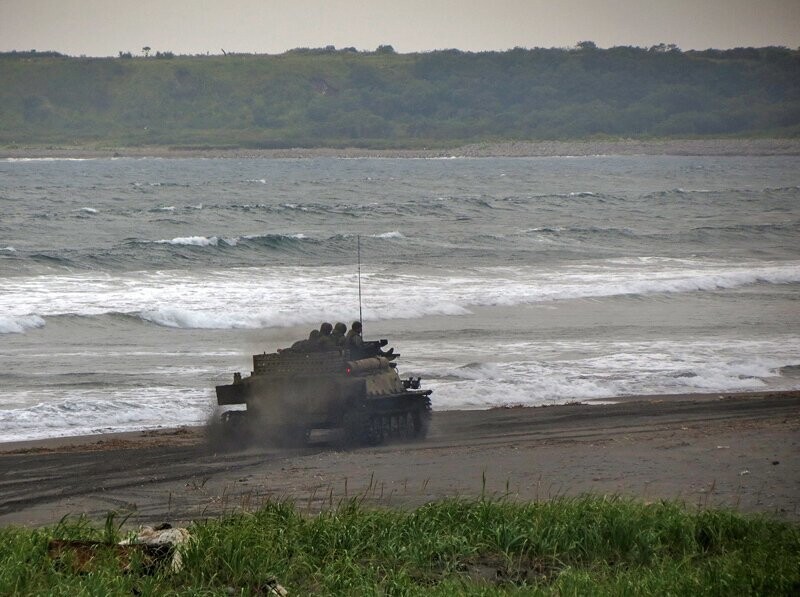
left=138, top=299, right=470, bottom=330
left=153, top=236, right=224, bottom=246
left=411, top=338, right=800, bottom=412
left=3, top=261, right=798, bottom=330
left=0, top=387, right=213, bottom=442
left=139, top=307, right=271, bottom=329
left=0, top=314, right=46, bottom=334
left=142, top=231, right=406, bottom=249
left=125, top=263, right=800, bottom=330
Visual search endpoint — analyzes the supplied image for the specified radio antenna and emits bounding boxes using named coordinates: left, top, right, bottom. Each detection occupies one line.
left=357, top=234, right=363, bottom=329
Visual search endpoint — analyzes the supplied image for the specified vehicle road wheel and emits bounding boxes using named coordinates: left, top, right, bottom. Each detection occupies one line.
left=365, top=415, right=384, bottom=446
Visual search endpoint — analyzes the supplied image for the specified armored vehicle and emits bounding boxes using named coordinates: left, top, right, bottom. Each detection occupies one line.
left=215, top=342, right=432, bottom=446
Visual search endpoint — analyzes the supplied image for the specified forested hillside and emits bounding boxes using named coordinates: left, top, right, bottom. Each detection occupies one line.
left=1, top=44, right=799, bottom=148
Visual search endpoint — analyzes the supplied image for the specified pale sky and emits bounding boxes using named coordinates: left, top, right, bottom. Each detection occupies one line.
left=1, top=0, right=799, bottom=57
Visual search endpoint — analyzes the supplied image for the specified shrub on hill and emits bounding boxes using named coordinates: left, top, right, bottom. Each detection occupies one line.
left=0, top=44, right=798, bottom=147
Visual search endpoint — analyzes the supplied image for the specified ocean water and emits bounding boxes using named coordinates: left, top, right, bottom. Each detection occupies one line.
left=1, top=155, right=799, bottom=441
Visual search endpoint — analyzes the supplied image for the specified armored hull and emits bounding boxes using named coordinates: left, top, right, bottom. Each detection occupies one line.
left=215, top=348, right=431, bottom=446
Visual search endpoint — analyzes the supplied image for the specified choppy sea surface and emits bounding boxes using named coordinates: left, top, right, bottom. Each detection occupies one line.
left=1, top=155, right=799, bottom=441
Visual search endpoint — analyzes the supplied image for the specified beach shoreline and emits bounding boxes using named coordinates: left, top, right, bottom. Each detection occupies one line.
left=2, top=138, right=800, bottom=160
left=1, top=389, right=798, bottom=527
left=0, top=389, right=793, bottom=455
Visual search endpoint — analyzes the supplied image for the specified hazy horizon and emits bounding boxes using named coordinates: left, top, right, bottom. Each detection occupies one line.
left=1, top=0, right=799, bottom=58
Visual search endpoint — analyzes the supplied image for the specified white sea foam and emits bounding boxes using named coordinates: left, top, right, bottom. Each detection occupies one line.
left=142, top=231, right=413, bottom=247
left=281, top=203, right=310, bottom=211
left=137, top=300, right=468, bottom=330
left=147, top=233, right=310, bottom=247
left=140, top=307, right=264, bottom=329
left=0, top=387, right=213, bottom=442
left=403, top=337, right=800, bottom=411
left=0, top=246, right=16, bottom=252
left=1, top=260, right=798, bottom=325
left=155, top=236, right=219, bottom=246
left=79, top=207, right=98, bottom=214
left=415, top=359, right=617, bottom=410
left=576, top=347, right=784, bottom=394
left=449, top=263, right=800, bottom=308
left=447, top=362, right=507, bottom=380
left=675, top=187, right=713, bottom=194
left=0, top=314, right=46, bottom=334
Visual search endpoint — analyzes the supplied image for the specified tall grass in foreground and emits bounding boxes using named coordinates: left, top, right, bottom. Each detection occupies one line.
left=1, top=496, right=798, bottom=595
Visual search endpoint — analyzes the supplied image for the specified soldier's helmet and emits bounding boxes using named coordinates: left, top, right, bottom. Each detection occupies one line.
left=351, top=321, right=362, bottom=331
left=333, top=322, right=346, bottom=334
left=320, top=322, right=333, bottom=335
left=309, top=329, right=321, bottom=339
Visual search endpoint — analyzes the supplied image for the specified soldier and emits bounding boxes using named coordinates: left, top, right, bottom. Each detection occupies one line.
left=288, top=331, right=310, bottom=352
left=345, top=320, right=364, bottom=350
left=309, top=329, right=324, bottom=350
left=346, top=321, right=397, bottom=360
left=331, top=322, right=347, bottom=347
left=293, top=328, right=321, bottom=352
left=318, top=322, right=337, bottom=350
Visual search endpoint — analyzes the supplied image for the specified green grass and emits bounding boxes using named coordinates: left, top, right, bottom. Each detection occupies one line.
left=1, top=496, right=798, bottom=595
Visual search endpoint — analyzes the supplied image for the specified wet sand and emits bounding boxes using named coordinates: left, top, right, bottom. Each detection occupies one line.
left=2, top=138, right=800, bottom=159
left=1, top=390, right=798, bottom=527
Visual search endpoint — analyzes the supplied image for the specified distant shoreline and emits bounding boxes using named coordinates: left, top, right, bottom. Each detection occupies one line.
left=2, top=138, right=800, bottom=160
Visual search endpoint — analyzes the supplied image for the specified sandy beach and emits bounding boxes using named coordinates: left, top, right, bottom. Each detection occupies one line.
left=2, top=138, right=800, bottom=160
left=1, top=390, right=798, bottom=528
